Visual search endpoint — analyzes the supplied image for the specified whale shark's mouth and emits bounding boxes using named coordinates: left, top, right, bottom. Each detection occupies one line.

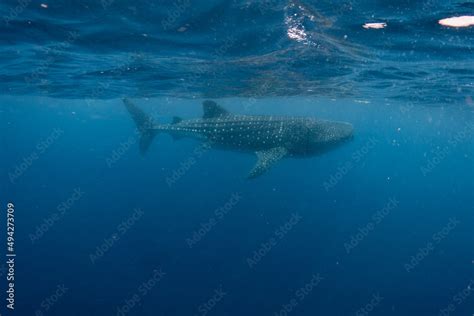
left=334, top=122, right=354, bottom=142
left=344, top=132, right=354, bottom=142
left=344, top=127, right=355, bottom=142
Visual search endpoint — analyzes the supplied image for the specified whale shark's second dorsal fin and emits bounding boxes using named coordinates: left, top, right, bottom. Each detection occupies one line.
left=172, top=116, right=183, bottom=124
left=202, top=100, right=229, bottom=118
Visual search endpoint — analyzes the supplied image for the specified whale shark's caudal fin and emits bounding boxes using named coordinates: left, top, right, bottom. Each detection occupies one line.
left=123, top=98, right=157, bottom=155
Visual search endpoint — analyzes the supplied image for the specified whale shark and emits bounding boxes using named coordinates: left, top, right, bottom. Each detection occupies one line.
left=123, top=99, right=353, bottom=178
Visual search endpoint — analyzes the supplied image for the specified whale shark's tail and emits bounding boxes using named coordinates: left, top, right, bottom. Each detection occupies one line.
left=123, top=98, right=157, bottom=155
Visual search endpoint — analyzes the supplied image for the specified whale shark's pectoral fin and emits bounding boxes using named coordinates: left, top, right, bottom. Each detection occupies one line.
left=247, top=147, right=288, bottom=179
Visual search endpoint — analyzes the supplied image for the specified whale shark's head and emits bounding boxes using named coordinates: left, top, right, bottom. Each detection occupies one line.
left=299, top=119, right=353, bottom=155
left=322, top=121, right=354, bottom=143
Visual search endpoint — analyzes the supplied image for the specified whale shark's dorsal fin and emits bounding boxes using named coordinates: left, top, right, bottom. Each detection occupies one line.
left=247, top=147, right=288, bottom=179
left=203, top=100, right=229, bottom=118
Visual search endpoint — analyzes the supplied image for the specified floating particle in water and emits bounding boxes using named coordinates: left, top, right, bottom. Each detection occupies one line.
left=439, top=16, right=474, bottom=28
left=362, top=22, right=386, bottom=29
left=40, top=3, right=48, bottom=8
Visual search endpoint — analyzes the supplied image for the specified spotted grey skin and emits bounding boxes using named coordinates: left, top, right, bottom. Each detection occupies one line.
left=123, top=99, right=353, bottom=178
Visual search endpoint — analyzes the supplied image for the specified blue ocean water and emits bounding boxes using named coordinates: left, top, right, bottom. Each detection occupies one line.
left=1, top=1, right=474, bottom=315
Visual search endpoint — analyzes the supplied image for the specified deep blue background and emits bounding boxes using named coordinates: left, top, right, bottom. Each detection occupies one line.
left=2, top=96, right=473, bottom=315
